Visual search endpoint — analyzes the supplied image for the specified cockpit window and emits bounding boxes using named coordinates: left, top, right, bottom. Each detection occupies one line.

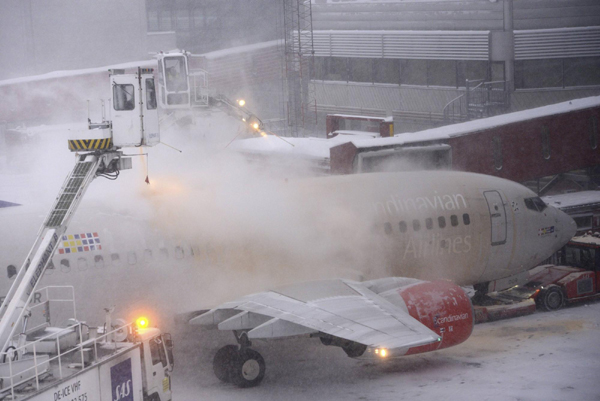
left=524, top=197, right=547, bottom=212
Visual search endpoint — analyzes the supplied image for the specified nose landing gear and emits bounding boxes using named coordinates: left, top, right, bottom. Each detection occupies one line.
left=212, top=331, right=266, bottom=388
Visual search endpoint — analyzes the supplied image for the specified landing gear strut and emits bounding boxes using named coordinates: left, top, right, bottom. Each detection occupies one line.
left=212, top=331, right=266, bottom=388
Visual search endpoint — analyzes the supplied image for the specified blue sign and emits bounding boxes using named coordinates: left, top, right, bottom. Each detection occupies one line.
left=111, top=358, right=133, bottom=401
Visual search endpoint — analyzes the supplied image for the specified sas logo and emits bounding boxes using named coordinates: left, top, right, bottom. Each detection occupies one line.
left=538, top=226, right=555, bottom=236
left=111, top=358, right=133, bottom=401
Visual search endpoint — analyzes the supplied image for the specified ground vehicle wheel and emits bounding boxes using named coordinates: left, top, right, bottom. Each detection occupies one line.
left=213, top=345, right=239, bottom=383
left=540, top=286, right=564, bottom=311
left=230, top=348, right=266, bottom=388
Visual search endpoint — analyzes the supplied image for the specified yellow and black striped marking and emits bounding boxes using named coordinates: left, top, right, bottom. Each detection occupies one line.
left=68, top=138, right=113, bottom=152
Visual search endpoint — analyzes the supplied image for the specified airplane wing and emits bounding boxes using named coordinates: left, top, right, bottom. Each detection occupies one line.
left=189, top=279, right=441, bottom=350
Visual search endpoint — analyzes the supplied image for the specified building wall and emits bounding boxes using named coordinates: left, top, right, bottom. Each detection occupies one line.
left=0, top=0, right=150, bottom=80
left=308, top=0, right=600, bottom=132
left=145, top=0, right=282, bottom=54
left=311, top=0, right=600, bottom=31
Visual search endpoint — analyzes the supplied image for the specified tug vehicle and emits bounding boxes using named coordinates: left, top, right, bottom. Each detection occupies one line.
left=480, top=233, right=600, bottom=316
left=0, top=68, right=174, bottom=400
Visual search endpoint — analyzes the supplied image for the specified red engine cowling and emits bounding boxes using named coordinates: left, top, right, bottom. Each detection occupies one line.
left=387, top=280, right=474, bottom=355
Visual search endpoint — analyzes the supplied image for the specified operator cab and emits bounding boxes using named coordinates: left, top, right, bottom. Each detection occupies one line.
left=157, top=54, right=190, bottom=109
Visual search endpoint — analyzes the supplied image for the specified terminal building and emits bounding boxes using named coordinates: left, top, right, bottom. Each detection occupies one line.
left=1, top=0, right=599, bottom=135
left=307, top=0, right=600, bottom=133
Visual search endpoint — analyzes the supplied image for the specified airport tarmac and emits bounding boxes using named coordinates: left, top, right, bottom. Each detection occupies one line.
left=171, top=302, right=600, bottom=401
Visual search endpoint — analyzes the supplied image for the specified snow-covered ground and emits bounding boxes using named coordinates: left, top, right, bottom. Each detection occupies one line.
left=3, top=119, right=599, bottom=401
left=172, top=302, right=600, bottom=401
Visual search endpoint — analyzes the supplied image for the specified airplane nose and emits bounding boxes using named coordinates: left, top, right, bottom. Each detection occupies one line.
left=556, top=209, right=577, bottom=244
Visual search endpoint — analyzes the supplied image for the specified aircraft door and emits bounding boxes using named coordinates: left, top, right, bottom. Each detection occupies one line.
left=484, top=190, right=507, bottom=246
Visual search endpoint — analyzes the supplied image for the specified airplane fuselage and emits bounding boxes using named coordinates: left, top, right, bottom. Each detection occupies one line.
left=291, top=170, right=576, bottom=286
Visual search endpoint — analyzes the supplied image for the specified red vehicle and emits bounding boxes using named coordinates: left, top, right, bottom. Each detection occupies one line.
left=490, top=234, right=600, bottom=311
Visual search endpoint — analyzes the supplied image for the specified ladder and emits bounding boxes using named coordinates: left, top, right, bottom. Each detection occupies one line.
left=0, top=151, right=123, bottom=354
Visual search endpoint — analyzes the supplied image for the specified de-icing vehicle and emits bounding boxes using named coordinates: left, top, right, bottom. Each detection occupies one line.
left=155, top=51, right=265, bottom=134
left=0, top=68, right=174, bottom=400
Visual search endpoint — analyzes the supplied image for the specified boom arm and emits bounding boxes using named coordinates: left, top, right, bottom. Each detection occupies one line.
left=0, top=151, right=125, bottom=353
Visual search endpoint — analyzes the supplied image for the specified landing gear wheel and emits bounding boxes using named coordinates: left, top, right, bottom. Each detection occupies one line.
left=540, top=286, right=564, bottom=311
left=213, top=345, right=239, bottom=383
left=230, top=348, right=266, bottom=388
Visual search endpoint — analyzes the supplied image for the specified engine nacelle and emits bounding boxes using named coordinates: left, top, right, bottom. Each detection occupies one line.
left=370, top=279, right=474, bottom=357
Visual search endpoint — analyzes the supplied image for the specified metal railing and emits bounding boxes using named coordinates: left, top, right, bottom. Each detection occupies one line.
left=0, top=286, right=134, bottom=399
left=0, top=321, right=134, bottom=398
left=443, top=79, right=510, bottom=124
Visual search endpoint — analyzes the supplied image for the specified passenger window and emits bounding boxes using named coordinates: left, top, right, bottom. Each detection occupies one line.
left=175, top=246, right=184, bottom=259
left=94, top=255, right=104, bottom=269
left=438, top=216, right=446, bottom=229
left=77, top=257, right=88, bottom=271
left=160, top=248, right=169, bottom=259
left=60, top=259, right=71, bottom=273
left=144, top=249, right=153, bottom=261
left=7, top=265, right=16, bottom=279
left=128, top=251, right=137, bottom=265
left=399, top=221, right=407, bottom=233
left=412, top=220, right=421, bottom=231
left=463, top=213, right=471, bottom=225
left=425, top=218, right=433, bottom=230
left=111, top=253, right=121, bottom=266
left=451, top=215, right=458, bottom=227
left=384, top=222, right=393, bottom=235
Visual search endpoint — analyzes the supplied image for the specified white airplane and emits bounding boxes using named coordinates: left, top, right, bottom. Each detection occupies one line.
left=0, top=130, right=576, bottom=388
left=181, top=169, right=576, bottom=388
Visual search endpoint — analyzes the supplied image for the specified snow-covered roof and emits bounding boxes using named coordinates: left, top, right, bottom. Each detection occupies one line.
left=350, top=96, right=600, bottom=150
left=542, top=191, right=600, bottom=211
left=229, top=134, right=354, bottom=160
left=0, top=60, right=156, bottom=87
left=231, top=96, right=600, bottom=162
left=203, top=40, right=282, bottom=60
left=0, top=40, right=282, bottom=87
